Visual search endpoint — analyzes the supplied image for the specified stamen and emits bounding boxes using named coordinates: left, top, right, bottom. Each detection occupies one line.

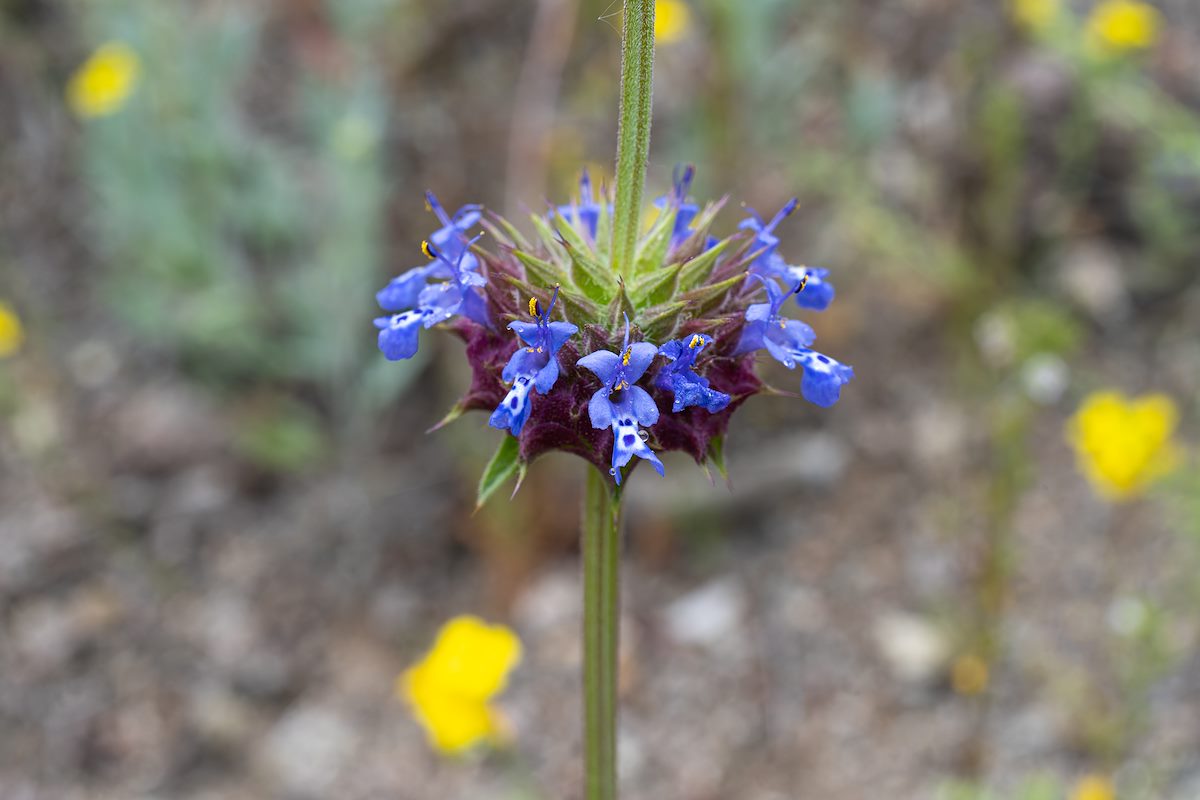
left=421, top=240, right=436, bottom=260
left=793, top=273, right=809, bottom=295
left=622, top=347, right=632, bottom=366
left=529, top=297, right=540, bottom=317
left=688, top=334, right=703, bottom=349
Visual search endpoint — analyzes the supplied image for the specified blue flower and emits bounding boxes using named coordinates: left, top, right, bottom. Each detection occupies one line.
left=738, top=198, right=797, bottom=269
left=489, top=287, right=578, bottom=435
left=577, top=317, right=664, bottom=485
left=655, top=164, right=699, bottom=247
left=376, top=193, right=481, bottom=311
left=751, top=254, right=836, bottom=312
left=425, top=191, right=482, bottom=262
left=655, top=333, right=731, bottom=413
left=373, top=237, right=492, bottom=361
left=735, top=274, right=853, bottom=407
left=734, top=274, right=816, bottom=367
left=554, top=170, right=603, bottom=241
left=373, top=307, right=432, bottom=361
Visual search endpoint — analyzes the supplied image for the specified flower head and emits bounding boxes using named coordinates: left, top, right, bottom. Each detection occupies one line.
left=398, top=615, right=522, bottom=755
left=372, top=167, right=852, bottom=486
left=578, top=316, right=664, bottom=485
left=657, top=164, right=698, bottom=248
left=554, top=170, right=603, bottom=241
left=656, top=334, right=731, bottom=413
left=374, top=229, right=492, bottom=361
left=490, top=287, right=578, bottom=435
left=739, top=198, right=797, bottom=271
left=1086, top=0, right=1160, bottom=53
left=0, top=301, right=23, bottom=359
left=68, top=42, right=140, bottom=119
left=1066, top=390, right=1182, bottom=501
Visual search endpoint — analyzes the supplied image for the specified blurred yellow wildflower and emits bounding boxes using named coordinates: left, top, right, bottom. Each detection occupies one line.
left=67, top=42, right=141, bottom=119
left=1086, top=0, right=1160, bottom=53
left=655, top=0, right=691, bottom=44
left=0, top=302, right=23, bottom=358
left=397, top=615, right=522, bottom=755
left=1067, top=391, right=1182, bottom=501
left=950, top=653, right=989, bottom=696
left=1071, top=774, right=1116, bottom=800
left=1010, top=0, right=1061, bottom=32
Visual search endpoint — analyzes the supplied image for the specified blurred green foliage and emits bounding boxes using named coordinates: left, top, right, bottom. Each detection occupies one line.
left=77, top=0, right=414, bottom=415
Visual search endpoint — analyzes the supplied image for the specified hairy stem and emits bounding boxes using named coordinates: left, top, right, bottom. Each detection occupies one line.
left=610, top=0, right=655, bottom=277
left=582, top=467, right=622, bottom=799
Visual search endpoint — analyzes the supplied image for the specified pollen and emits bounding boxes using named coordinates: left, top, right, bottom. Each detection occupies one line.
left=529, top=297, right=540, bottom=317
left=622, top=347, right=632, bottom=366
left=688, top=334, right=702, bottom=349
left=797, top=274, right=809, bottom=293
left=421, top=240, right=436, bottom=260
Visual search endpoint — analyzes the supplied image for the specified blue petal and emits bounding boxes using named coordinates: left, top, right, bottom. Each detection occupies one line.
left=627, top=385, right=659, bottom=427
left=796, top=350, right=854, bottom=407
left=375, top=263, right=446, bottom=311
left=779, top=319, right=816, bottom=350
left=745, top=302, right=772, bottom=324
left=458, top=287, right=492, bottom=328
left=622, top=341, right=659, bottom=383
left=588, top=389, right=613, bottom=429
left=375, top=310, right=425, bottom=360
left=489, top=374, right=535, bottom=434
left=734, top=319, right=768, bottom=356
left=795, top=279, right=835, bottom=311
left=578, top=350, right=621, bottom=383
left=763, top=335, right=797, bottom=369
left=502, top=348, right=541, bottom=383
left=534, top=355, right=560, bottom=394
left=509, top=321, right=540, bottom=347
left=657, top=339, right=685, bottom=362
left=548, top=321, right=578, bottom=352
left=610, top=418, right=665, bottom=485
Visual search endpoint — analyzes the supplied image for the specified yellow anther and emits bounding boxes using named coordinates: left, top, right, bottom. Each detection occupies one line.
left=421, top=240, right=436, bottom=260
left=688, top=334, right=702, bottom=349
left=529, top=297, right=540, bottom=317
left=622, top=347, right=632, bottom=366
left=797, top=273, right=809, bottom=293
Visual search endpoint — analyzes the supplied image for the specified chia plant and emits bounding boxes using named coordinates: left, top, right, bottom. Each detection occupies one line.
left=372, top=2, right=852, bottom=796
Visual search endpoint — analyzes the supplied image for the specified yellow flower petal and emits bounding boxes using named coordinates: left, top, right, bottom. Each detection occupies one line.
left=655, top=0, right=691, bottom=44
left=1071, top=774, right=1116, bottom=800
left=1066, top=390, right=1181, bottom=501
left=0, top=302, right=24, bottom=359
left=67, top=42, right=141, bottom=119
left=397, top=615, right=522, bottom=754
left=1086, top=0, right=1160, bottom=53
left=1010, top=0, right=1061, bottom=32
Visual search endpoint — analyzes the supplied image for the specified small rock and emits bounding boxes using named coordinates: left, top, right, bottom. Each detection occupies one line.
left=260, top=704, right=358, bottom=797
left=1057, top=241, right=1129, bottom=323
left=872, top=612, right=949, bottom=685
left=1021, top=353, right=1070, bottom=405
left=661, top=578, right=747, bottom=651
left=113, top=384, right=225, bottom=469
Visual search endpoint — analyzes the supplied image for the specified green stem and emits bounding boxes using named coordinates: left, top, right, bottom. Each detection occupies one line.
left=610, top=0, right=655, bottom=277
left=583, top=467, right=622, bottom=800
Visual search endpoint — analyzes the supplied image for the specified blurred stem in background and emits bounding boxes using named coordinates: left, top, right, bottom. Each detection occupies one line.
left=504, top=0, right=580, bottom=216
left=582, top=3, right=653, bottom=796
